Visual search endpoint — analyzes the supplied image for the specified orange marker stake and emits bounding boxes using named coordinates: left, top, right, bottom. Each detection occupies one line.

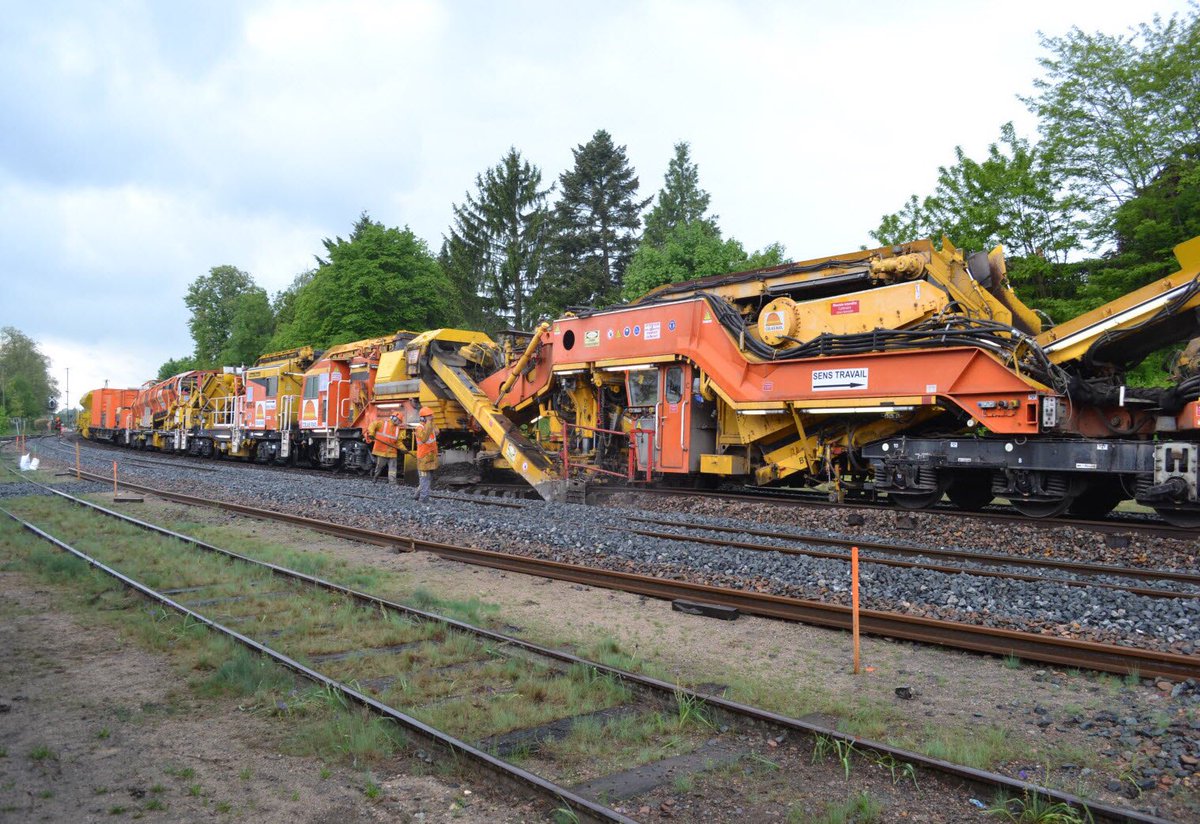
left=851, top=546, right=861, bottom=675
left=75, top=442, right=81, bottom=479
left=112, top=461, right=118, bottom=496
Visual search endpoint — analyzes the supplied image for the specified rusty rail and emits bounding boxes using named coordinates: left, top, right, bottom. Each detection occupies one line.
left=9, top=473, right=1180, bottom=824
left=63, top=468, right=1200, bottom=682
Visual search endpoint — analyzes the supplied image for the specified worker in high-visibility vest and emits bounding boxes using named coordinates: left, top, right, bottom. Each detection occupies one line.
left=366, top=413, right=406, bottom=485
left=415, top=406, right=438, bottom=501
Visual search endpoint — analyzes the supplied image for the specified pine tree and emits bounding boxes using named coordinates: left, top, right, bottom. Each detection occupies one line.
left=642, top=141, right=718, bottom=248
left=445, top=148, right=552, bottom=331
left=536, top=130, right=649, bottom=316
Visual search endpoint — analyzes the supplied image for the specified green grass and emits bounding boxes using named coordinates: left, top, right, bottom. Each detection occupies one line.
left=921, top=725, right=1019, bottom=769
left=808, top=791, right=883, bottom=823
left=28, top=744, right=57, bottom=761
left=985, top=789, right=1092, bottom=822
left=143, top=798, right=166, bottom=811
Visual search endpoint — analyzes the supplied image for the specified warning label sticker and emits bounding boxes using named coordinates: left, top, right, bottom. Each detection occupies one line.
left=831, top=300, right=860, bottom=315
left=584, top=329, right=600, bottom=348
left=644, top=321, right=661, bottom=341
left=812, top=368, right=869, bottom=391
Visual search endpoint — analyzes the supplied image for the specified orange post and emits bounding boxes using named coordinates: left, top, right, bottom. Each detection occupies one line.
left=112, top=461, right=118, bottom=496
left=851, top=546, right=861, bottom=674
left=75, top=442, right=81, bottom=479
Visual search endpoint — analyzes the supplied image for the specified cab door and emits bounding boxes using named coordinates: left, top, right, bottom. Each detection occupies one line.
left=658, top=363, right=691, bottom=471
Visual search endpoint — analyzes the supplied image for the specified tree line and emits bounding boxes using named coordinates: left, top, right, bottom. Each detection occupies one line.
left=161, top=135, right=787, bottom=378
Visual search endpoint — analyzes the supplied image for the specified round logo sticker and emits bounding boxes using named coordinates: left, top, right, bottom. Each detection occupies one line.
left=606, top=329, right=614, bottom=339
left=633, top=325, right=641, bottom=336
left=623, top=326, right=631, bottom=337
left=668, top=319, right=676, bottom=332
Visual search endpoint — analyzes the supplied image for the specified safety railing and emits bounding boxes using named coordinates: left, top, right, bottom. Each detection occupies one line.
left=208, top=395, right=243, bottom=428
left=561, top=422, right=655, bottom=482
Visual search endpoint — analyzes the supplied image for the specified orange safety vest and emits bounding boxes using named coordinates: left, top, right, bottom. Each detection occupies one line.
left=415, top=420, right=438, bottom=471
left=369, top=418, right=402, bottom=458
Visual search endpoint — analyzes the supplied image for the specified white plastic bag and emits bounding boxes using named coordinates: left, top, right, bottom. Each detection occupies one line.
left=29, top=457, right=39, bottom=471
left=18, top=453, right=31, bottom=471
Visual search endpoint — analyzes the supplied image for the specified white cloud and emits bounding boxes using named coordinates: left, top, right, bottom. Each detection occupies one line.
left=1, top=0, right=1194, bottom=405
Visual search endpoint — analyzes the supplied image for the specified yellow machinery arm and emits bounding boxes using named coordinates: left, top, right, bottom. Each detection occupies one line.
left=427, top=353, right=567, bottom=502
left=1036, top=236, right=1200, bottom=366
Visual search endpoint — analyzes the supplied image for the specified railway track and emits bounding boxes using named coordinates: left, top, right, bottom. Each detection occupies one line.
left=4, top=477, right=1185, bottom=824
left=4, top=473, right=1184, bottom=823
left=368, top=489, right=1200, bottom=599
left=44, top=465, right=1200, bottom=683
left=587, top=484, right=1199, bottom=540
left=616, top=514, right=1200, bottom=600
left=42, top=434, right=1200, bottom=536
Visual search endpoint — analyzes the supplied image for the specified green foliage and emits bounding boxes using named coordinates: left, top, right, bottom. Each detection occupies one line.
left=623, top=141, right=787, bottom=301
left=985, top=789, right=1091, bottom=823
left=1023, top=7, right=1200, bottom=242
left=642, top=141, right=717, bottom=247
left=269, top=269, right=316, bottom=343
left=622, top=221, right=786, bottom=301
left=220, top=286, right=274, bottom=366
left=872, top=122, right=1082, bottom=262
left=535, top=129, right=649, bottom=317
left=273, top=214, right=462, bottom=349
left=155, top=356, right=198, bottom=381
left=445, top=148, right=552, bottom=331
left=184, top=265, right=267, bottom=367
left=0, top=327, right=58, bottom=421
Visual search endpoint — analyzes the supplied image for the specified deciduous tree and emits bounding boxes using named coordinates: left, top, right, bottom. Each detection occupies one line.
left=184, top=265, right=262, bottom=367
left=273, top=214, right=460, bottom=349
left=0, top=327, right=58, bottom=420
left=1023, top=7, right=1200, bottom=242
left=622, top=221, right=786, bottom=301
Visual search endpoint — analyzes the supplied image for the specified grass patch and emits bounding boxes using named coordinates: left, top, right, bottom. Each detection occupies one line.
left=922, top=724, right=1018, bottom=769
left=194, top=645, right=295, bottom=698
left=808, top=791, right=883, bottom=823
left=28, top=744, right=57, bottom=761
left=285, top=704, right=407, bottom=767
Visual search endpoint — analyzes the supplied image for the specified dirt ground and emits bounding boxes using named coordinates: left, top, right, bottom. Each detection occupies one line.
left=0, top=574, right=541, bottom=823
left=2, top=490, right=1197, bottom=822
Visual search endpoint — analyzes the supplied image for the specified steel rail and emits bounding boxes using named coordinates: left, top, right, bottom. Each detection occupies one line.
left=0, top=503, right=636, bottom=824
left=626, top=515, right=1200, bottom=586
left=11, top=475, right=1177, bottom=824
left=590, top=484, right=1198, bottom=539
left=618, top=523, right=1198, bottom=600
left=62, top=467, right=1200, bottom=682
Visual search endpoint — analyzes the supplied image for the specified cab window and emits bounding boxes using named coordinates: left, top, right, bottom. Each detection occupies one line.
left=665, top=366, right=683, bottom=404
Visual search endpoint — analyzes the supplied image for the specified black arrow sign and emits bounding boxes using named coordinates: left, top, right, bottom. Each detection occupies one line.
left=817, top=381, right=866, bottom=389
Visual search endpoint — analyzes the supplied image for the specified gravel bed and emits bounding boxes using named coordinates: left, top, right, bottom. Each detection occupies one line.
left=23, top=438, right=1200, bottom=658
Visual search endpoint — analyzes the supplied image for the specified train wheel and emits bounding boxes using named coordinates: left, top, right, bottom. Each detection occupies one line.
left=946, top=475, right=994, bottom=511
left=1067, top=480, right=1125, bottom=519
left=890, top=490, right=943, bottom=510
left=1011, top=497, right=1075, bottom=518
left=889, top=478, right=947, bottom=510
left=1154, top=507, right=1200, bottom=528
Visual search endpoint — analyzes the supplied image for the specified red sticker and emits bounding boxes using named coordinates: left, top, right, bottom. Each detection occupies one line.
left=831, top=300, right=860, bottom=315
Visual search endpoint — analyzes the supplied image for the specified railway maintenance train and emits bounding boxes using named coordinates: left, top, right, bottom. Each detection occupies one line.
left=78, top=234, right=1200, bottom=526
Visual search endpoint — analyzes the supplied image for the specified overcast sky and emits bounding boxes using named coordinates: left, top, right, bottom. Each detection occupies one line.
left=2, top=0, right=1193, bottom=406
